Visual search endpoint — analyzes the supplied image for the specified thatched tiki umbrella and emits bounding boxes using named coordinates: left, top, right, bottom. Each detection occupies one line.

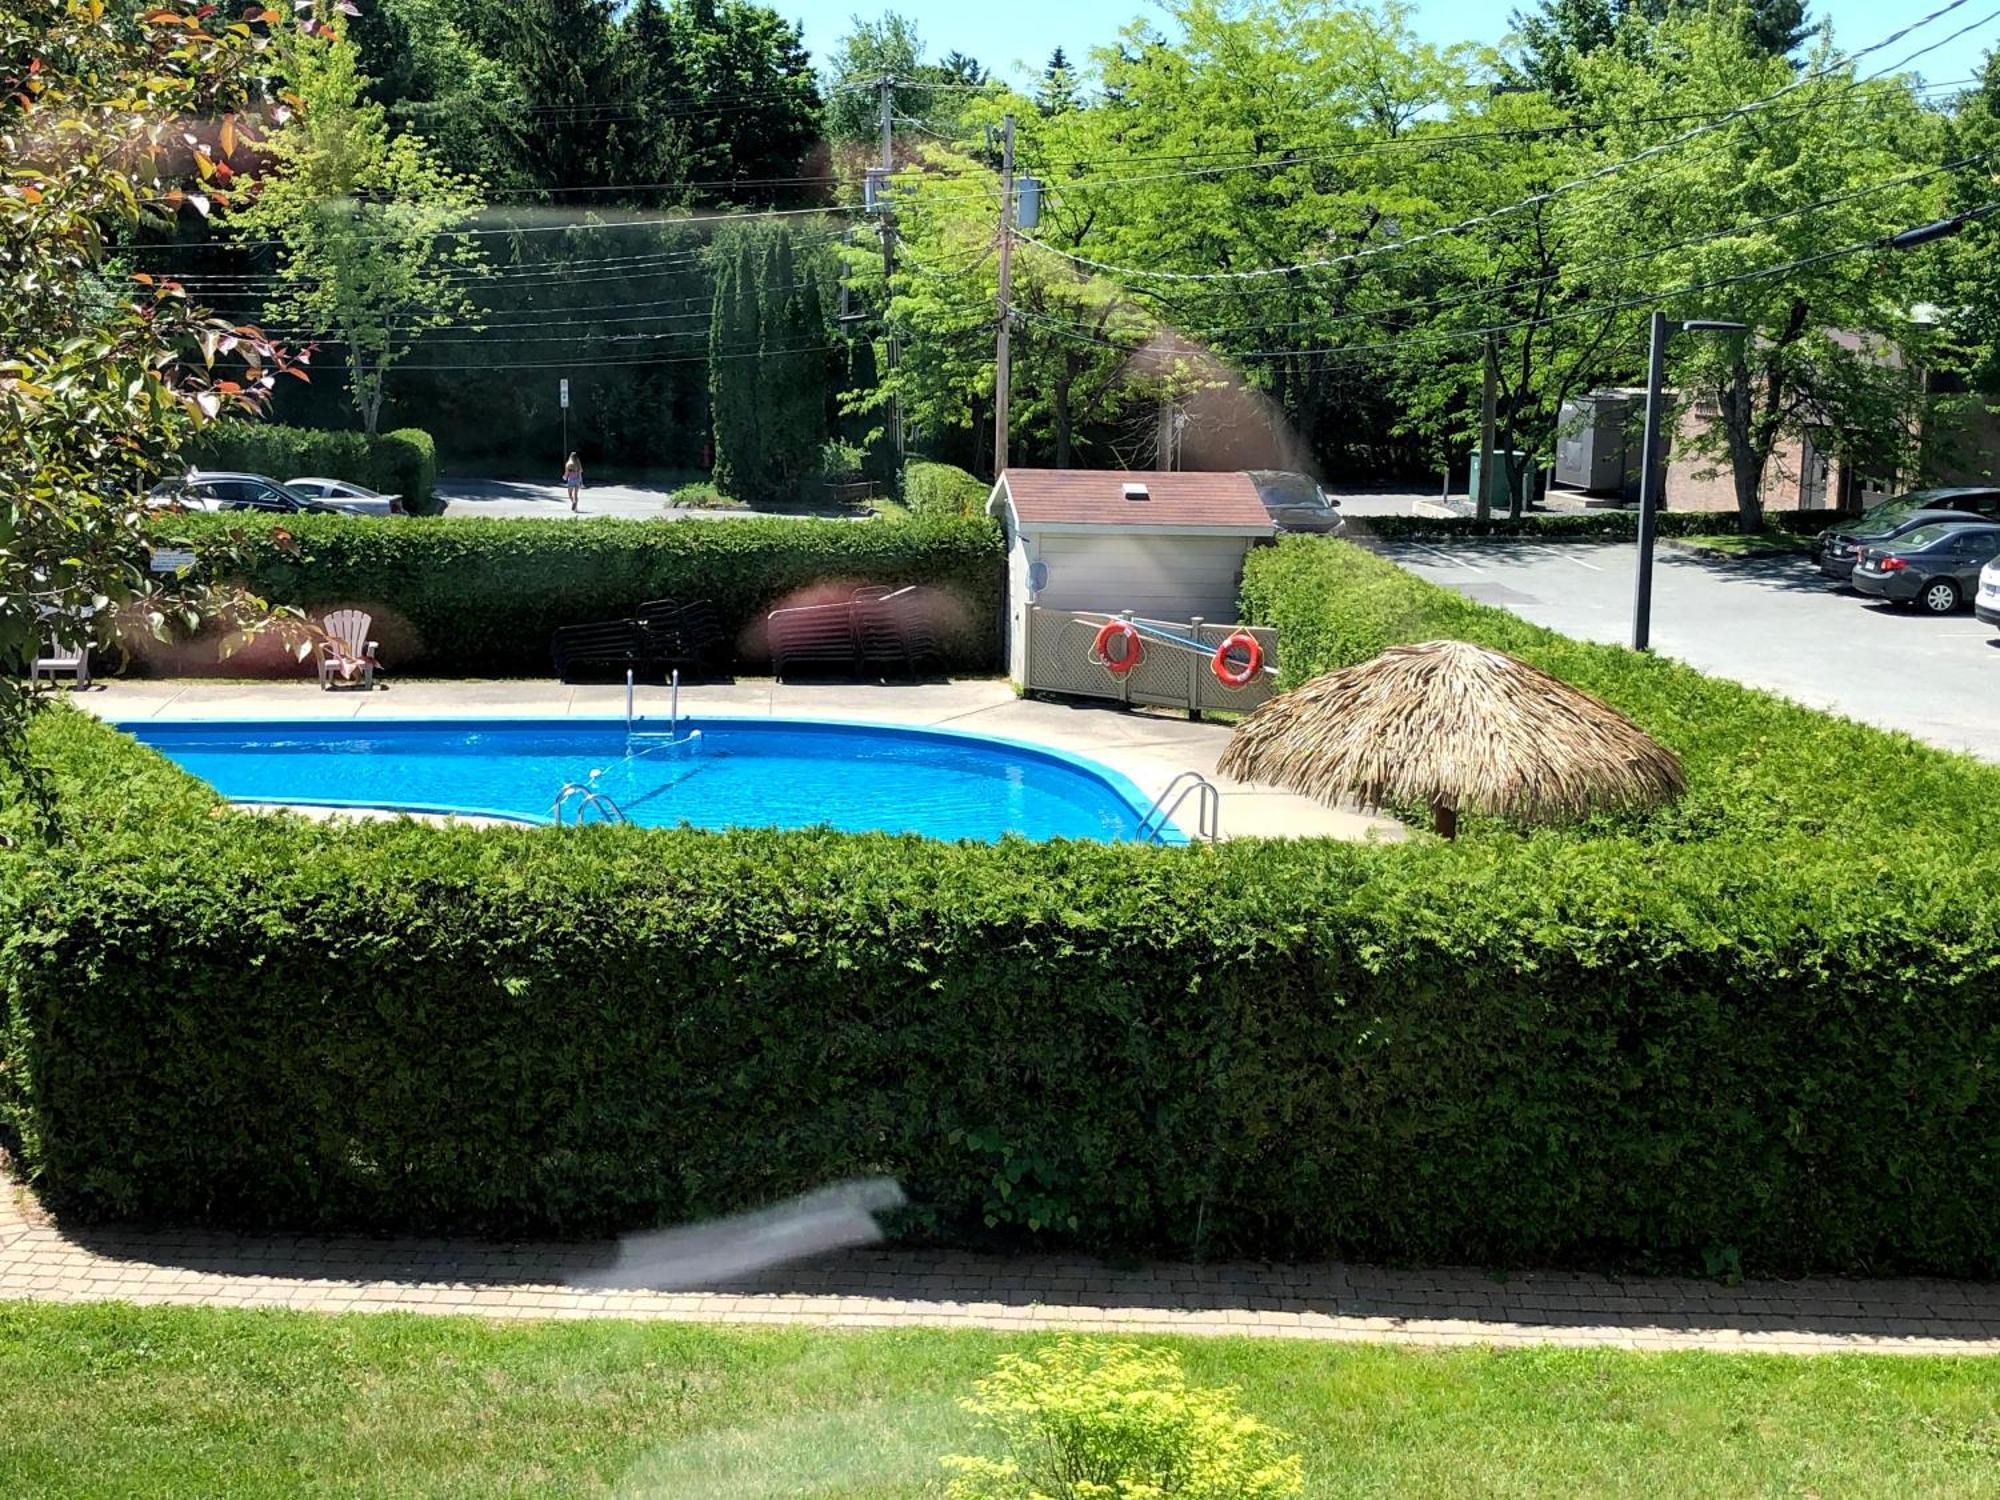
left=1217, top=639, right=1685, bottom=837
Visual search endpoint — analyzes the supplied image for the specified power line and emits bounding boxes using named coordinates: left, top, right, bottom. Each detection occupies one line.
left=1013, top=201, right=2000, bottom=367
left=388, top=342, right=846, bottom=372
left=1012, top=0, right=1991, bottom=284
left=1017, top=152, right=1992, bottom=342
left=128, top=202, right=858, bottom=256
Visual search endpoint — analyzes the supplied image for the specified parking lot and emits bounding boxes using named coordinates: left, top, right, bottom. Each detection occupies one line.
left=1373, top=538, right=2000, bottom=762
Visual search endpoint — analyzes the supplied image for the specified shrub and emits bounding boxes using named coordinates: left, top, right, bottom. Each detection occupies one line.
left=3, top=704, right=1996, bottom=1275
left=819, top=439, right=866, bottom=482
left=666, top=481, right=744, bottom=510
left=143, top=512, right=1005, bottom=674
left=942, top=1340, right=1303, bottom=1500
left=1240, top=536, right=2000, bottom=848
left=181, top=421, right=441, bottom=513
left=905, top=460, right=991, bottom=520
left=1348, top=509, right=1833, bottom=543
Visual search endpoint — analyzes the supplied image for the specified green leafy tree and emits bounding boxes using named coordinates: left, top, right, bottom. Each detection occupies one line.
left=237, top=10, right=487, bottom=434
left=1058, top=0, right=1478, bottom=473
left=823, top=12, right=992, bottom=152
left=1507, top=0, right=1814, bottom=100
left=349, top=0, right=528, bottom=188
left=1567, top=13, right=1943, bottom=530
left=1, top=0, right=302, bottom=823
left=1391, top=88, right=1636, bottom=513
left=942, top=1339, right=1304, bottom=1500
left=1924, top=49, right=2000, bottom=477
left=623, top=0, right=822, bottom=205
left=496, top=0, right=648, bottom=198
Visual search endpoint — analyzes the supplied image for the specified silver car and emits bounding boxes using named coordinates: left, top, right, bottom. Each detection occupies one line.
left=145, top=471, right=338, bottom=514
left=1246, top=470, right=1343, bottom=534
left=286, top=477, right=402, bottom=516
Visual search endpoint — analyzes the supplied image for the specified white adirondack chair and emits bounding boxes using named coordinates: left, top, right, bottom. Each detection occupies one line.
left=316, top=609, right=379, bottom=690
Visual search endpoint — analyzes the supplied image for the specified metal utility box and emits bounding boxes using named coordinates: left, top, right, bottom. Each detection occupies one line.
left=1554, top=392, right=1638, bottom=496
left=1467, top=449, right=1525, bottom=508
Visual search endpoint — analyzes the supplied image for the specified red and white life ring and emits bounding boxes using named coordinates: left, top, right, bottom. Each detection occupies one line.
left=1212, top=630, right=1263, bottom=688
left=1093, top=619, right=1143, bottom=675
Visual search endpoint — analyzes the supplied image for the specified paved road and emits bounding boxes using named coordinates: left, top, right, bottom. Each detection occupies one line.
left=437, top=478, right=856, bottom=522
left=1374, top=538, right=2000, bottom=762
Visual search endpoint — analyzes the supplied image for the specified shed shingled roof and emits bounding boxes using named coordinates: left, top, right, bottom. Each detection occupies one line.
left=998, top=469, right=1274, bottom=531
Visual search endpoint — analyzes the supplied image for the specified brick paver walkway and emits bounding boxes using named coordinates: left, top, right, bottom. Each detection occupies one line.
left=4, top=1182, right=1996, bottom=1354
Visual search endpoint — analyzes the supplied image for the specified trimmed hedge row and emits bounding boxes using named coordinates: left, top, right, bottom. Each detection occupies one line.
left=904, top=460, right=990, bottom=520
left=1348, top=508, right=1834, bottom=542
left=1241, top=537, right=2000, bottom=849
left=184, top=422, right=440, bottom=514
left=3, top=676, right=1996, bottom=1272
left=145, top=512, right=1006, bottom=675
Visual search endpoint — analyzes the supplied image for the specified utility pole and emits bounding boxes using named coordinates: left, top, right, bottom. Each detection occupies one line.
left=877, top=75, right=903, bottom=460
left=1475, top=333, right=1498, bottom=523
left=1630, top=310, right=1669, bottom=652
left=993, top=111, right=1017, bottom=477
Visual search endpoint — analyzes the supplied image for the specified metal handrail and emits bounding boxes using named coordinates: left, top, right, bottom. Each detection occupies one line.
left=550, top=781, right=627, bottom=825
left=1135, top=770, right=1220, bottom=845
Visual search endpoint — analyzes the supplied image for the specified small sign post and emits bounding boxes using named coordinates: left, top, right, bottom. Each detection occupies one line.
left=558, top=378, right=570, bottom=467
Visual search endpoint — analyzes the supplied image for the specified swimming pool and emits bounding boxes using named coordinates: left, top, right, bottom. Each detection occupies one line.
left=122, top=718, right=1175, bottom=844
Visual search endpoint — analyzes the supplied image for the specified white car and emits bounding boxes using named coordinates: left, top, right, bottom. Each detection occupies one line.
left=1977, top=553, right=2000, bottom=630
left=286, top=477, right=402, bottom=516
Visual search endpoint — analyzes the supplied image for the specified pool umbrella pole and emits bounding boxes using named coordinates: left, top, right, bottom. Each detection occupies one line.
left=1217, top=639, right=1684, bottom=837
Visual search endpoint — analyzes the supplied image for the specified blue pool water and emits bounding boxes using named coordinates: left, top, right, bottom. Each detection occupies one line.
left=123, top=718, right=1171, bottom=843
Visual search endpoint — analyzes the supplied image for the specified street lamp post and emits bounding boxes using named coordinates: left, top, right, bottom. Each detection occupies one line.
left=1629, top=211, right=1983, bottom=652
left=1631, top=315, right=1747, bottom=652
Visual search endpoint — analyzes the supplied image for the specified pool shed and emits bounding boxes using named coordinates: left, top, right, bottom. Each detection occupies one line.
left=986, top=468, right=1276, bottom=684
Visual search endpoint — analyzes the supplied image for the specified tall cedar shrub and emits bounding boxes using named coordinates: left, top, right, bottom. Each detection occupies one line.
left=143, top=511, right=1004, bottom=674
left=706, top=222, right=833, bottom=501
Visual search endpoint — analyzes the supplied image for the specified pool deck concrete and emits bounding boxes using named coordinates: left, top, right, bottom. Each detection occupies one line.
left=73, top=677, right=1403, bottom=843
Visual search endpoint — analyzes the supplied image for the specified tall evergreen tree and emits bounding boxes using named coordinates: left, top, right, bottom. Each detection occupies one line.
left=708, top=232, right=764, bottom=495
left=499, top=0, right=647, bottom=200
left=1038, top=46, right=1081, bottom=115
left=1507, top=0, right=1811, bottom=100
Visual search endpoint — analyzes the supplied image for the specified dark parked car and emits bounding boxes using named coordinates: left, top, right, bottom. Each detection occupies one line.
left=146, top=471, right=338, bottom=514
left=1815, top=486, right=2000, bottom=580
left=1246, top=470, right=1343, bottom=534
left=1849, top=522, right=2000, bottom=614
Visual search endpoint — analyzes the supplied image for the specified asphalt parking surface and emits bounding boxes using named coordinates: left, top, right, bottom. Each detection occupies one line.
left=1372, top=538, right=2000, bottom=762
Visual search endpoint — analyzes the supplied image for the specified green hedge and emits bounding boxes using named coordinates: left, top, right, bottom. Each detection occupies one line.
left=183, top=422, right=441, bottom=514
left=145, top=512, right=1005, bottom=675
left=904, top=460, right=991, bottom=520
left=1349, top=509, right=1834, bottom=542
left=3, top=690, right=1995, bottom=1274
left=1239, top=537, right=1998, bottom=848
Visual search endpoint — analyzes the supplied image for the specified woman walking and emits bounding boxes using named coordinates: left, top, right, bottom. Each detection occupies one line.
left=563, top=452, right=583, bottom=512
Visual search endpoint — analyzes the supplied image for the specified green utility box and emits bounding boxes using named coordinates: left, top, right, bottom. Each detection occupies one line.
left=1467, top=450, right=1526, bottom=508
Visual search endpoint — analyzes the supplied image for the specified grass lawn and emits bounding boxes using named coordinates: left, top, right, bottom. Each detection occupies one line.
left=1668, top=530, right=1817, bottom=558
left=2, top=1303, right=1997, bottom=1497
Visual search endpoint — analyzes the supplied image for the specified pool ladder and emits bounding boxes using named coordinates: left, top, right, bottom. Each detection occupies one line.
left=1136, top=771, right=1220, bottom=844
left=550, top=780, right=627, bottom=825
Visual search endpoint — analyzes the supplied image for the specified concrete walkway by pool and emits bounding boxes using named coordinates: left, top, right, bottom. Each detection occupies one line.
left=4, top=1177, right=1994, bottom=1354
left=76, top=677, right=1403, bottom=843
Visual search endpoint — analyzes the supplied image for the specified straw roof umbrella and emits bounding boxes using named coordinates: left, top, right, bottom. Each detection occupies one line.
left=1217, top=639, right=1684, bottom=837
